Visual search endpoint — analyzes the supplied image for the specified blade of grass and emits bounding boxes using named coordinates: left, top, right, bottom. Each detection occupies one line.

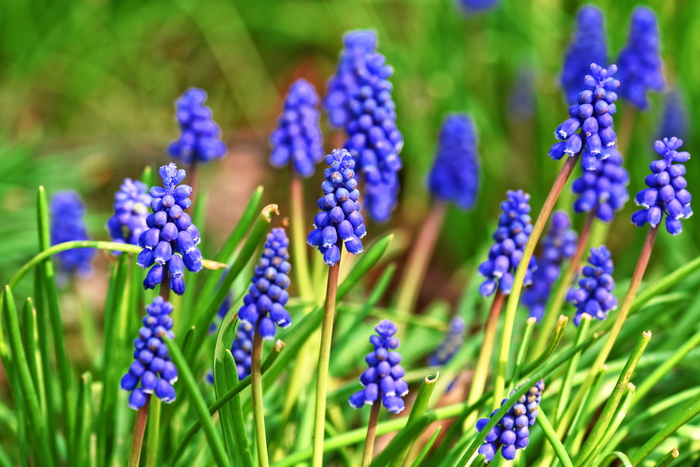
left=583, top=383, right=635, bottom=467
left=74, top=372, right=93, bottom=467
left=653, top=449, right=680, bottom=467
left=537, top=409, right=573, bottom=467
left=21, top=299, right=40, bottom=397
left=410, top=426, right=442, bottom=467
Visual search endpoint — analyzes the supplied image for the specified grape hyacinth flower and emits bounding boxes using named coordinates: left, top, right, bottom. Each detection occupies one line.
left=428, top=317, right=466, bottom=366
left=476, top=380, right=544, bottom=461
left=107, top=178, right=151, bottom=251
left=478, top=190, right=537, bottom=297
left=658, top=90, right=688, bottom=142
left=567, top=246, right=617, bottom=326
left=632, top=137, right=692, bottom=235
left=269, top=79, right=324, bottom=177
left=561, top=6, right=608, bottom=105
left=508, top=68, right=535, bottom=119
left=348, top=320, right=408, bottom=414
left=168, top=88, right=227, bottom=164
left=137, top=163, right=202, bottom=295
left=238, top=228, right=292, bottom=339
left=616, top=7, right=665, bottom=110
left=522, top=212, right=578, bottom=321
left=120, top=296, right=178, bottom=409
left=572, top=149, right=630, bottom=222
left=550, top=63, right=621, bottom=171
left=428, top=114, right=480, bottom=210
left=50, top=191, right=95, bottom=276
left=324, top=30, right=378, bottom=129
left=458, top=0, right=501, bottom=13
left=307, top=149, right=367, bottom=266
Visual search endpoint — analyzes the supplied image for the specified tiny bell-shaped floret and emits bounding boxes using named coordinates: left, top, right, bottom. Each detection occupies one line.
left=572, top=148, right=629, bottom=222
left=567, top=246, right=617, bottom=325
left=50, top=191, right=96, bottom=277
left=107, top=178, right=152, bottom=252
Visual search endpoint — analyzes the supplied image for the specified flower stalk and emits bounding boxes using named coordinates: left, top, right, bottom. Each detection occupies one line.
left=252, top=322, right=270, bottom=467
left=361, top=401, right=382, bottom=467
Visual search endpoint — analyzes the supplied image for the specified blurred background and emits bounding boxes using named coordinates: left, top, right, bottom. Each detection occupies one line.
left=0, top=0, right=698, bottom=308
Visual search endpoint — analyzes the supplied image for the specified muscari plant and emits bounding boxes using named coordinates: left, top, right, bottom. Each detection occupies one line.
left=3, top=8, right=700, bottom=467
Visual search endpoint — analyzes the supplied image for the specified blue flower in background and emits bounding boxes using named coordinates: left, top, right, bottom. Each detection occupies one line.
left=632, top=137, right=692, bottom=235
left=476, top=380, right=544, bottom=461
left=522, top=212, right=578, bottom=322
left=50, top=191, right=95, bottom=276
left=308, top=149, right=367, bottom=266
left=550, top=63, right=620, bottom=171
left=567, top=246, right=616, bottom=325
left=137, top=163, right=202, bottom=295
left=616, top=7, right=665, bottom=110
left=168, top=88, right=227, bottom=164
left=458, top=0, right=501, bottom=13
left=349, top=320, right=409, bottom=414
left=658, top=90, right=688, bottom=142
left=107, top=178, right=151, bottom=252
left=572, top=149, right=629, bottom=222
left=508, top=68, right=535, bottom=119
left=428, top=317, right=466, bottom=366
left=238, top=228, right=292, bottom=340
left=325, top=30, right=378, bottom=128
left=428, top=114, right=480, bottom=210
left=478, top=190, right=537, bottom=297
left=270, top=79, right=324, bottom=177
left=121, top=296, right=178, bottom=409
left=561, top=6, right=608, bottom=105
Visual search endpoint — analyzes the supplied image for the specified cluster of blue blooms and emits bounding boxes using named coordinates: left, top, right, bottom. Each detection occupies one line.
left=107, top=178, right=151, bottom=250
left=50, top=191, right=95, bottom=276
left=632, top=138, right=692, bottom=235
left=238, top=228, right=292, bottom=340
left=567, top=246, right=617, bottom=326
left=428, top=114, right=480, bottom=210
left=121, top=297, right=178, bottom=409
left=522, top=212, right=578, bottom=321
left=137, top=163, right=202, bottom=295
left=168, top=88, right=227, bottom=164
left=308, top=149, right=367, bottom=266
left=476, top=380, right=544, bottom=462
left=572, top=149, right=629, bottom=222
left=428, top=317, right=467, bottom=366
left=206, top=321, right=254, bottom=384
left=349, top=320, right=408, bottom=414
left=458, top=0, right=501, bottom=13
left=550, top=63, right=621, bottom=171
left=658, top=90, right=688, bottom=142
left=269, top=79, right=324, bottom=177
left=478, top=190, right=536, bottom=297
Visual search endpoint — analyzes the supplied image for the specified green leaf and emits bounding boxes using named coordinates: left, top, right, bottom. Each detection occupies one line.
left=538, top=409, right=573, bottom=467
left=410, top=426, right=441, bottom=467
left=74, top=372, right=93, bottom=467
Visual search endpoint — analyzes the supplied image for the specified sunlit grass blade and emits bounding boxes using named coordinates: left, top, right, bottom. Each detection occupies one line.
left=74, top=372, right=93, bottom=467
left=21, top=299, right=41, bottom=399
left=410, top=426, right=441, bottom=467
left=538, top=408, right=573, bottom=467
left=653, top=448, right=680, bottom=467
left=584, top=383, right=635, bottom=467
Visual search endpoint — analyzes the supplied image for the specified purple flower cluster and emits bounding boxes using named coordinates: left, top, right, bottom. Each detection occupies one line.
left=658, top=90, right=689, bottom=143
left=168, top=88, right=227, bottom=164
left=550, top=63, right=620, bottom=171
left=458, top=0, right=501, bottom=13
left=632, top=138, right=692, bottom=235
left=428, top=114, right=480, bottom=210
left=107, top=178, right=151, bottom=251
left=230, top=321, right=255, bottom=380
left=572, top=149, right=629, bottom=222
left=50, top=191, right=95, bottom=276
left=349, top=320, right=408, bottom=414
left=567, top=246, right=617, bottom=326
left=121, top=297, right=178, bottom=409
left=428, top=317, right=466, bottom=366
left=476, top=380, right=544, bottom=461
left=522, top=212, right=578, bottom=322
left=238, top=228, right=292, bottom=339
left=561, top=6, right=608, bottom=105
left=308, top=149, right=366, bottom=266
left=269, top=79, right=324, bottom=177
left=478, top=190, right=537, bottom=297
left=616, top=7, right=665, bottom=110
left=137, top=163, right=202, bottom=295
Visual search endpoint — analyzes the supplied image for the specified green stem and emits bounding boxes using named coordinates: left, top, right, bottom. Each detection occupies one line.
left=493, top=154, right=580, bottom=405
left=128, top=396, right=150, bottom=467
left=587, top=384, right=635, bottom=467
left=653, top=449, right=680, bottom=467
left=312, top=255, right=342, bottom=467
left=252, top=324, right=270, bottom=467
left=290, top=169, right=313, bottom=299
left=510, top=317, right=536, bottom=385
left=145, top=398, right=161, bottom=467
left=361, top=401, right=381, bottom=467
left=538, top=409, right=573, bottom=467
left=552, top=314, right=591, bottom=423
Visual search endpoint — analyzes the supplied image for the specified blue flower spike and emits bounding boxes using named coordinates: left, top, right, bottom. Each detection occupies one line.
left=476, top=380, right=545, bottom=461
left=428, top=114, right=480, bottom=210
left=270, top=79, right=324, bottom=177
left=458, top=0, right=501, bottom=14
left=658, top=90, right=689, bottom=142
left=168, top=87, right=227, bottom=164
left=120, top=296, right=178, bottom=409
left=238, top=228, right=292, bottom=340
left=561, top=6, right=608, bottom=105
left=478, top=190, right=537, bottom=297
left=348, top=320, right=409, bottom=414
left=522, top=212, right=578, bottom=321
left=572, top=149, right=629, bottom=222
left=632, top=137, right=692, bottom=235
left=567, top=246, right=617, bottom=326
left=107, top=178, right=152, bottom=251
left=50, top=191, right=95, bottom=276
left=549, top=63, right=621, bottom=171
left=617, top=7, right=665, bottom=110
left=137, top=163, right=202, bottom=295
left=428, top=317, right=467, bottom=366
left=307, top=149, right=367, bottom=266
